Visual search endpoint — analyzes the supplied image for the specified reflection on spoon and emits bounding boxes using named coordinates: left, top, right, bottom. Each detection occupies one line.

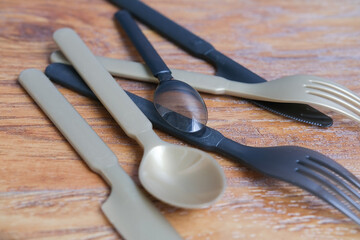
left=154, top=80, right=207, bottom=132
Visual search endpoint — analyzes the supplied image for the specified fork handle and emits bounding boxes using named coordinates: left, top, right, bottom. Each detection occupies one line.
left=215, top=137, right=253, bottom=165
left=50, top=50, right=232, bottom=94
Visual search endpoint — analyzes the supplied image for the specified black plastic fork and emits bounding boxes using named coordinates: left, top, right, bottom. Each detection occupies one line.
left=45, top=63, right=360, bottom=225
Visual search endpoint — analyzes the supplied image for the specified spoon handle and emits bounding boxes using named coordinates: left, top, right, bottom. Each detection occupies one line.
left=114, top=10, right=172, bottom=82
left=18, top=69, right=182, bottom=240
left=53, top=28, right=158, bottom=146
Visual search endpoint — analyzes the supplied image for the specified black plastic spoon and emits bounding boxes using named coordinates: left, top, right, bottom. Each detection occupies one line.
left=115, top=10, right=208, bottom=133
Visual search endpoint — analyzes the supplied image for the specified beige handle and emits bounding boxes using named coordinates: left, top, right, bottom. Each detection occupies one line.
left=19, top=69, right=118, bottom=172
left=49, top=51, right=284, bottom=101
left=18, top=69, right=182, bottom=240
left=51, top=50, right=230, bottom=94
left=50, top=51, right=294, bottom=101
left=52, top=28, right=157, bottom=145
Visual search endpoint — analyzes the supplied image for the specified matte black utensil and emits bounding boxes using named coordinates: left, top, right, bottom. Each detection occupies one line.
left=115, top=10, right=208, bottom=133
left=45, top=62, right=360, bottom=225
left=109, top=0, right=333, bottom=127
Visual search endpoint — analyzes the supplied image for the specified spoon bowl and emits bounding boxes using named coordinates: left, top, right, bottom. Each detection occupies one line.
left=115, top=10, right=208, bottom=133
left=140, top=144, right=225, bottom=208
left=154, top=80, right=207, bottom=133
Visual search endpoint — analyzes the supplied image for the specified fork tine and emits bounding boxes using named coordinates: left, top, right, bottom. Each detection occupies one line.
left=306, top=83, right=360, bottom=110
left=305, top=89, right=360, bottom=122
left=295, top=168, right=360, bottom=225
left=305, top=155, right=360, bottom=189
left=298, top=158, right=360, bottom=200
left=309, top=79, right=360, bottom=104
left=307, top=89, right=360, bottom=114
left=297, top=166, right=360, bottom=211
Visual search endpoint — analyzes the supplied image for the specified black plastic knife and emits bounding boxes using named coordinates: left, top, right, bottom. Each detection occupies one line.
left=108, top=0, right=333, bottom=127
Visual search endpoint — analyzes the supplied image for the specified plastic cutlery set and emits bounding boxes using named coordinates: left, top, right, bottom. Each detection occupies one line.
left=18, top=1, right=360, bottom=239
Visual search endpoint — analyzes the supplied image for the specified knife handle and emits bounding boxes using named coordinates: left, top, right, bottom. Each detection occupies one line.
left=45, top=63, right=97, bottom=100
left=110, top=0, right=214, bottom=57
left=19, top=69, right=182, bottom=240
left=19, top=69, right=118, bottom=172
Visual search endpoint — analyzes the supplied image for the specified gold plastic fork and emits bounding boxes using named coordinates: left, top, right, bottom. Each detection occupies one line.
left=51, top=51, right=360, bottom=124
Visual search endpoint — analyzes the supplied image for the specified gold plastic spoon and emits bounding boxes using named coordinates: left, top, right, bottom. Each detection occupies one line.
left=53, top=28, right=226, bottom=209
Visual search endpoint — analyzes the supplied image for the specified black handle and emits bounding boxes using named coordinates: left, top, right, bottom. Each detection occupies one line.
left=110, top=0, right=214, bottom=57
left=216, top=137, right=252, bottom=166
left=114, top=10, right=172, bottom=81
left=45, top=63, right=224, bottom=151
left=45, top=63, right=97, bottom=99
left=205, top=50, right=266, bottom=83
left=109, top=0, right=267, bottom=84
left=109, top=0, right=333, bottom=127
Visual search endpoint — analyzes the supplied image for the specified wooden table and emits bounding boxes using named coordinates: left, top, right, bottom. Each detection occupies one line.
left=1, top=0, right=360, bottom=239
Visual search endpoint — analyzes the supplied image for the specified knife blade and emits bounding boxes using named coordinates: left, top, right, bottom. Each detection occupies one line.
left=19, top=69, right=182, bottom=240
left=109, top=0, right=333, bottom=127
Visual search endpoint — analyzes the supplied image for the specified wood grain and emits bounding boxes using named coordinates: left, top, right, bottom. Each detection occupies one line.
left=1, top=0, right=360, bottom=239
